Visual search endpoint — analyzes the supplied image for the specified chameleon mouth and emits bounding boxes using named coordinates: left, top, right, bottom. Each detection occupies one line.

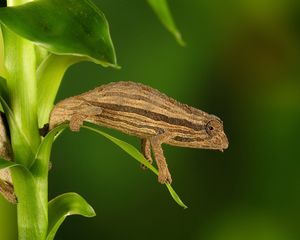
left=216, top=133, right=229, bottom=152
left=220, top=133, right=229, bottom=151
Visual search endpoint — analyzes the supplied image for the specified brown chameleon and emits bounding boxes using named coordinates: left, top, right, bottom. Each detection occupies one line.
left=49, top=81, right=229, bottom=184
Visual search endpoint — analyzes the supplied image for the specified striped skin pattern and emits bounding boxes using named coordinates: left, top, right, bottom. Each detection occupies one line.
left=49, top=81, right=229, bottom=184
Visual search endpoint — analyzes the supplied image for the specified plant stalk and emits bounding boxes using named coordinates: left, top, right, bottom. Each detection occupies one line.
left=3, top=29, right=40, bottom=165
left=4, top=1, right=47, bottom=240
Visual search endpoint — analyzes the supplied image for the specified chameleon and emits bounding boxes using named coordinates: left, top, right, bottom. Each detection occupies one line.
left=49, top=81, right=229, bottom=184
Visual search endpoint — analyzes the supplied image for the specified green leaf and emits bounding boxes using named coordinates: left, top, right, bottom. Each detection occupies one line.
left=31, top=124, right=68, bottom=205
left=35, top=45, right=49, bottom=69
left=147, top=0, right=185, bottom=46
left=83, top=125, right=187, bottom=209
left=0, top=158, right=48, bottom=239
left=47, top=192, right=96, bottom=240
left=0, top=0, right=117, bottom=67
left=0, top=157, right=18, bottom=170
left=37, top=54, right=81, bottom=127
left=32, top=123, right=68, bottom=178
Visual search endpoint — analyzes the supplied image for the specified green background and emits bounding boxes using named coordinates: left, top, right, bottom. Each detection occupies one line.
left=1, top=0, right=300, bottom=239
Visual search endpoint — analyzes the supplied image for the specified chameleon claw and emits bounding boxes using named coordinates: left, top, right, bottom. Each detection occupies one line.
left=69, top=122, right=81, bottom=132
left=140, top=164, right=148, bottom=170
left=140, top=157, right=153, bottom=170
left=158, top=169, right=172, bottom=184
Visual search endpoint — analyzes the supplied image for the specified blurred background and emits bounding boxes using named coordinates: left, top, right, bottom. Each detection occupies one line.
left=1, top=0, right=300, bottom=239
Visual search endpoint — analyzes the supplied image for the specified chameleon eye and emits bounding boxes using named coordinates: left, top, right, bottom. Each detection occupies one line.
left=206, top=120, right=222, bottom=136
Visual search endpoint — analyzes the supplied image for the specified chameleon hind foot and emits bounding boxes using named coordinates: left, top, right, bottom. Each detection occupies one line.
left=140, top=138, right=153, bottom=169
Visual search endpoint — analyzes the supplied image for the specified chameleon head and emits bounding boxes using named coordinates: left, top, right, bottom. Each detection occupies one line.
left=202, top=117, right=229, bottom=151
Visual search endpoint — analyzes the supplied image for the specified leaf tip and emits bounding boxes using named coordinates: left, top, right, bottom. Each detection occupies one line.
left=83, top=201, right=96, bottom=217
left=85, top=206, right=97, bottom=217
left=182, top=203, right=188, bottom=209
left=166, top=183, right=188, bottom=209
left=95, top=61, right=121, bottom=69
left=174, top=32, right=186, bottom=47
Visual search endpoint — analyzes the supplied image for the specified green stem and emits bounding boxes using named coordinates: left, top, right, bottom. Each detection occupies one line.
left=4, top=1, right=47, bottom=240
left=7, top=0, right=39, bottom=157
left=3, top=29, right=40, bottom=165
left=10, top=167, right=48, bottom=240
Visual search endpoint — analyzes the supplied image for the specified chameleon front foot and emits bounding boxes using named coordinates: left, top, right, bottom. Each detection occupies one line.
left=69, top=114, right=85, bottom=131
left=150, top=134, right=173, bottom=184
